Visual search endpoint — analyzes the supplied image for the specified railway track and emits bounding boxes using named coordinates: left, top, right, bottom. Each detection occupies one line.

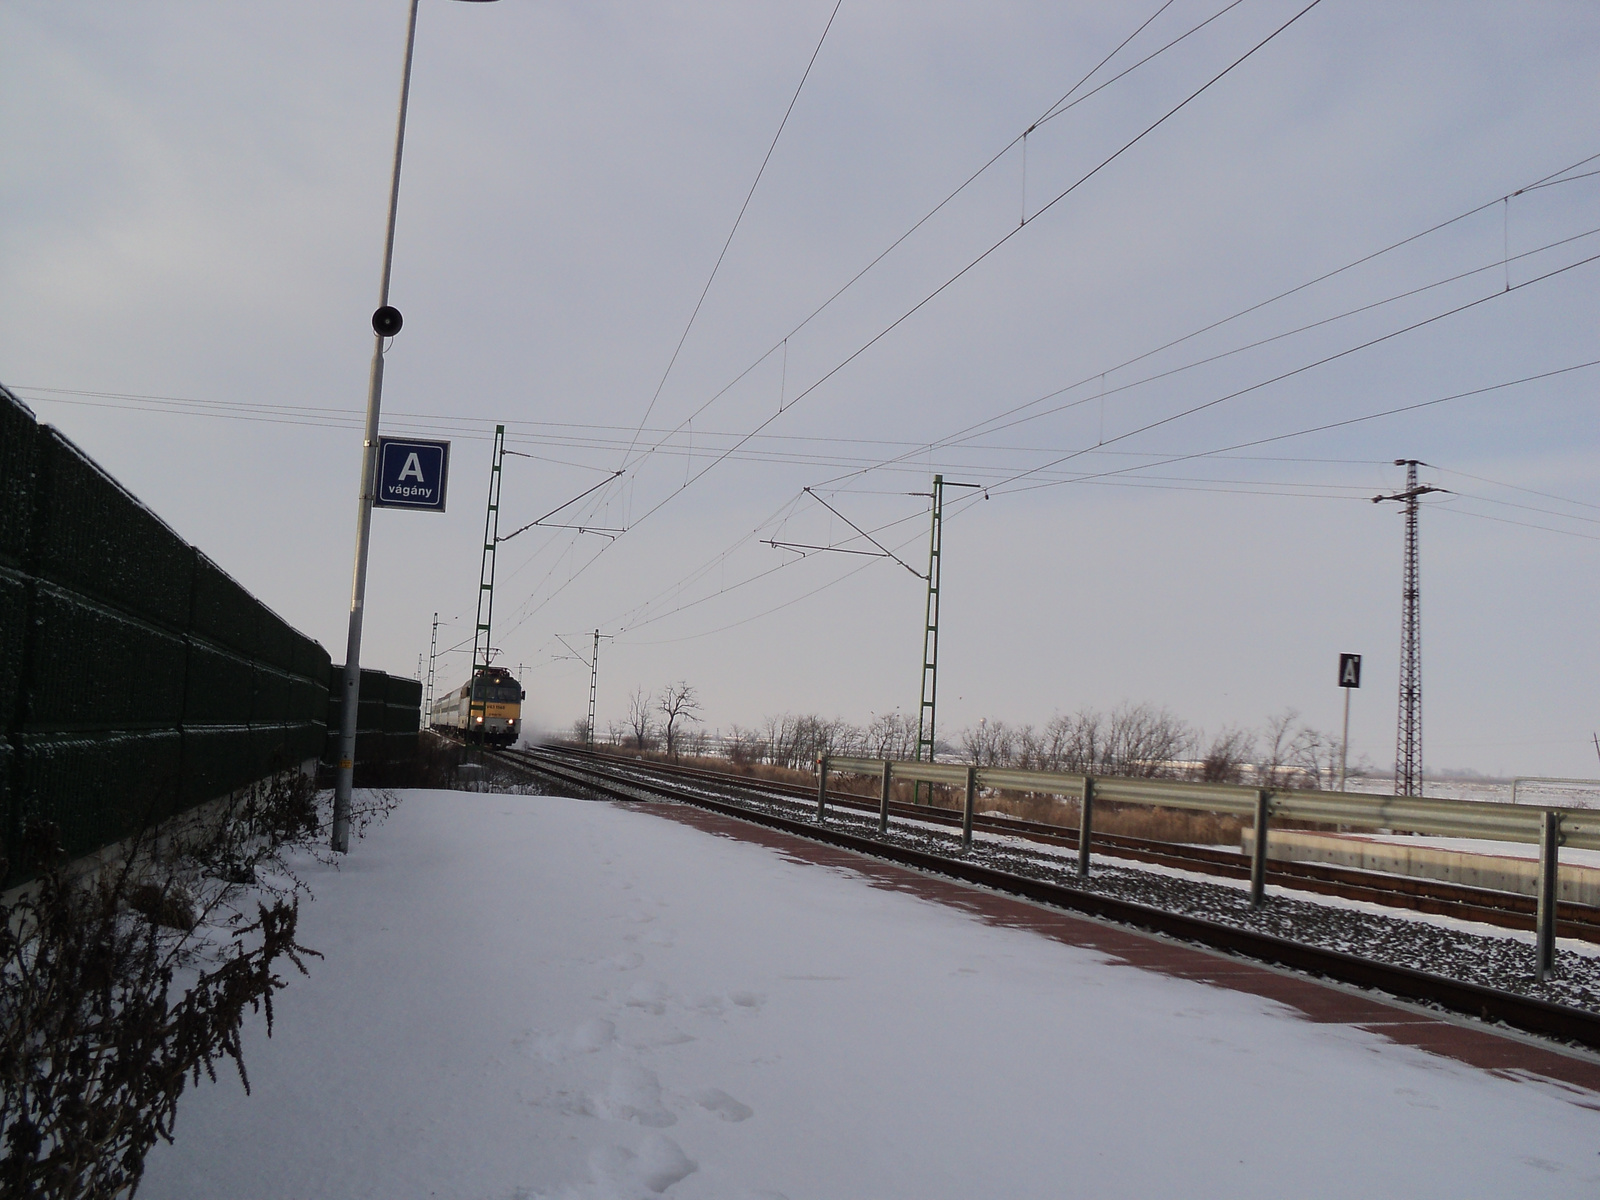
left=517, top=746, right=1600, bottom=942
left=492, top=744, right=1600, bottom=1052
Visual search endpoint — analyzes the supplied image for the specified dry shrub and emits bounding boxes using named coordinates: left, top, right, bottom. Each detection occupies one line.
left=973, top=791, right=1243, bottom=846
left=1089, top=801, right=1243, bottom=845
left=0, top=767, right=332, bottom=1199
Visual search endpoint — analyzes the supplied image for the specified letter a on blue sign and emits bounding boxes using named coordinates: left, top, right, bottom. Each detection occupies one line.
left=374, top=437, right=450, bottom=512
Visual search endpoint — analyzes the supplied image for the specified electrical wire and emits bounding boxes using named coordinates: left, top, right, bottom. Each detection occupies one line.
left=965, top=251, right=1600, bottom=500
left=811, top=153, right=1600, bottom=490
left=618, top=0, right=845, bottom=468
left=494, top=7, right=1333, bottom=636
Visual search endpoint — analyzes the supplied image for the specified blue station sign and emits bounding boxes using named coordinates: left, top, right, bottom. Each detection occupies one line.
left=373, top=437, right=450, bottom=512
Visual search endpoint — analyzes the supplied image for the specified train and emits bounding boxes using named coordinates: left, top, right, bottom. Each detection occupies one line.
left=431, top=666, right=525, bottom=745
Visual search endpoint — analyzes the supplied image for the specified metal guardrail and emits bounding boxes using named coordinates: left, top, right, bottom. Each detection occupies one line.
left=822, top=754, right=1591, bottom=981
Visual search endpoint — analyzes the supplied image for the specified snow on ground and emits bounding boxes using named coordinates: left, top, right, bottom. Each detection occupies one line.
left=141, top=790, right=1600, bottom=1200
left=1344, top=777, right=1600, bottom=808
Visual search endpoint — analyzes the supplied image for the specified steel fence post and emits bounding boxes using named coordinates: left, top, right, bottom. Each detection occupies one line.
left=878, top=760, right=892, bottom=836
left=962, top=765, right=976, bottom=851
left=816, top=755, right=829, bottom=821
left=1250, top=789, right=1271, bottom=907
left=1077, top=777, right=1094, bottom=878
left=1536, top=809, right=1560, bottom=981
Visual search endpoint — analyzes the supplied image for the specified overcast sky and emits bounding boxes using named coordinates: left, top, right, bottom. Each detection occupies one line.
left=4, top=1, right=1597, bottom=778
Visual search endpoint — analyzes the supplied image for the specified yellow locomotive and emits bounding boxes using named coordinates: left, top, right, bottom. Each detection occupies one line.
left=432, top=666, right=524, bottom=745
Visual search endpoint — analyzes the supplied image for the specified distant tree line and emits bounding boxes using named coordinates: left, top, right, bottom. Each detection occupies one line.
left=587, top=691, right=1344, bottom=788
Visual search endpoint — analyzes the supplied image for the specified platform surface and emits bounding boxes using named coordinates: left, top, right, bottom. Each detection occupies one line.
left=142, top=790, right=1600, bottom=1199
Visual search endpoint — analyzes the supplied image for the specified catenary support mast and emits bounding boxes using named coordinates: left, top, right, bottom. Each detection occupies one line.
left=470, top=426, right=506, bottom=732
left=424, top=612, right=439, bottom=727
left=586, top=629, right=611, bottom=750
left=915, top=475, right=945, bottom=769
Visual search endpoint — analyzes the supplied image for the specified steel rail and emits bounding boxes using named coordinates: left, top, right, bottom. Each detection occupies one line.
left=537, top=746, right=1600, bottom=940
left=495, top=745, right=1600, bottom=1052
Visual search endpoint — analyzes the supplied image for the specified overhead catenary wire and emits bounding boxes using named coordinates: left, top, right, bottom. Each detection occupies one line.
left=23, top=210, right=1600, bottom=478
left=610, top=0, right=1233, bottom=481
left=15, top=1, right=1346, bottom=638
left=951, top=251, right=1600, bottom=502
left=20, top=18, right=1596, bottom=668
left=617, top=0, right=845, bottom=470
left=810, top=155, right=1600, bottom=492
left=615, top=351, right=1600, bottom=646
left=497, top=9, right=1336, bottom=636
left=21, top=149, right=1598, bottom=488
left=528, top=150, right=1599, bottom=651
left=612, top=287, right=1600, bottom=647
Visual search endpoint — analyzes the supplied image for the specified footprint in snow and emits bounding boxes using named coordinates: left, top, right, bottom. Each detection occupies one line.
left=692, top=1087, right=753, bottom=1123
left=596, top=1063, right=675, bottom=1128
left=571, top=1018, right=617, bottom=1053
left=524, top=1018, right=615, bottom=1062
left=599, top=951, right=644, bottom=971
left=624, top=1029, right=695, bottom=1050
left=623, top=981, right=670, bottom=1015
left=588, top=1133, right=697, bottom=1195
left=688, top=991, right=762, bottom=1016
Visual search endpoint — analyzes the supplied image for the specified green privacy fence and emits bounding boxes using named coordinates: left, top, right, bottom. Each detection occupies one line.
left=0, top=384, right=414, bottom=884
left=323, top=668, right=422, bottom=783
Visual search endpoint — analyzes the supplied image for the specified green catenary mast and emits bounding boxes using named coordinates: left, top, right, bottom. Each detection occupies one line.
left=469, top=425, right=505, bottom=731
left=914, top=474, right=945, bottom=769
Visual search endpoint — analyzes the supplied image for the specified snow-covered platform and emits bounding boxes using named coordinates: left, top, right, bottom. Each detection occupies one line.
left=142, top=791, right=1600, bottom=1199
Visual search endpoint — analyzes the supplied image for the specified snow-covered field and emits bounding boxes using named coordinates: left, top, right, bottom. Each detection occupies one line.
left=1345, top=776, right=1600, bottom=808
left=141, top=790, right=1600, bottom=1199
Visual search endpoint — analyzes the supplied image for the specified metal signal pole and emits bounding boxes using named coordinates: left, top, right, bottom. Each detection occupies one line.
left=469, top=426, right=506, bottom=734
left=1374, top=460, right=1445, bottom=797
left=332, top=0, right=500, bottom=852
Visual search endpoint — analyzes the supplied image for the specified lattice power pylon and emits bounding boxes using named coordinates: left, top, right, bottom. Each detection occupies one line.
left=1374, top=459, right=1443, bottom=796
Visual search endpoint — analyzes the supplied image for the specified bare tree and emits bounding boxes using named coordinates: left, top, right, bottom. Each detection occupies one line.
left=865, top=712, right=917, bottom=759
left=1198, top=726, right=1254, bottom=784
left=1039, top=704, right=1191, bottom=777
left=1013, top=724, right=1044, bottom=770
left=658, top=682, right=702, bottom=760
left=725, top=724, right=758, bottom=765
left=1105, top=702, right=1191, bottom=777
left=1044, top=709, right=1102, bottom=774
left=1288, top=724, right=1338, bottom=789
left=627, top=687, right=654, bottom=750
left=959, top=718, right=1015, bottom=767
left=1257, top=709, right=1300, bottom=788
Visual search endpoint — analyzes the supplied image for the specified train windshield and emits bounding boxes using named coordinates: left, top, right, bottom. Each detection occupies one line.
left=471, top=680, right=520, bottom=703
